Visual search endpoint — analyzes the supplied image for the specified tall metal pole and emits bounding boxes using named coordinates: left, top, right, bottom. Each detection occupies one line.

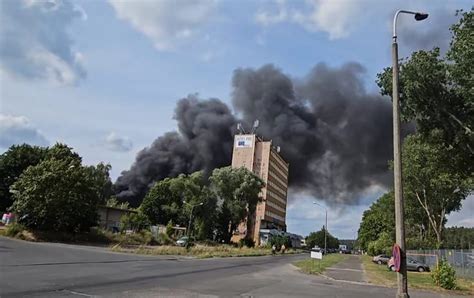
left=392, top=10, right=428, bottom=298
left=313, top=201, right=328, bottom=253
left=392, top=38, right=409, bottom=298
left=183, top=201, right=203, bottom=238
left=324, top=209, right=327, bottom=254
left=187, top=205, right=194, bottom=237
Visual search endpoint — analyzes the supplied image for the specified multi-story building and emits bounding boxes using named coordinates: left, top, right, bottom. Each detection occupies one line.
left=231, top=133, right=289, bottom=245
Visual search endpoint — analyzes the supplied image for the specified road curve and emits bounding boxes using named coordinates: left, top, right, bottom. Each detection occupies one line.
left=0, top=237, right=460, bottom=297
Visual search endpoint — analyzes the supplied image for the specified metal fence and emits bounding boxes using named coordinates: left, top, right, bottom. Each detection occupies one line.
left=407, top=249, right=474, bottom=279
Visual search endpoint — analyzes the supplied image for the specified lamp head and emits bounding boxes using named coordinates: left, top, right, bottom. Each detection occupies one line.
left=414, top=13, right=428, bottom=21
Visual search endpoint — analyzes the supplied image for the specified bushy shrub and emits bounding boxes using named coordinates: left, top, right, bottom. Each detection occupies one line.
left=367, top=232, right=392, bottom=256
left=406, top=237, right=437, bottom=250
left=156, top=232, right=174, bottom=245
left=5, top=223, right=26, bottom=237
left=270, top=235, right=291, bottom=250
left=432, top=259, right=457, bottom=290
left=166, top=220, right=174, bottom=238
left=238, top=238, right=255, bottom=248
left=120, top=212, right=150, bottom=232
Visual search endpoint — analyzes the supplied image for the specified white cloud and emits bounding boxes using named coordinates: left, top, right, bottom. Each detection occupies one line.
left=254, top=0, right=461, bottom=44
left=255, top=0, right=362, bottom=40
left=446, top=195, right=474, bottom=228
left=255, top=0, right=288, bottom=27
left=296, top=0, right=362, bottom=39
left=104, top=132, right=133, bottom=152
left=0, top=0, right=86, bottom=84
left=108, top=0, right=218, bottom=51
left=286, top=194, right=366, bottom=239
left=0, top=114, right=49, bottom=149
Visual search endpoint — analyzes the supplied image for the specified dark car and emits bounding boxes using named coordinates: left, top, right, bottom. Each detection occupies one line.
left=388, top=257, right=430, bottom=272
left=372, top=254, right=391, bottom=265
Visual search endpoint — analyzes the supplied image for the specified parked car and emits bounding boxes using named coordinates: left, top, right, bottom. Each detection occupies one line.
left=372, top=254, right=391, bottom=265
left=176, top=236, right=189, bottom=247
left=387, top=257, right=430, bottom=272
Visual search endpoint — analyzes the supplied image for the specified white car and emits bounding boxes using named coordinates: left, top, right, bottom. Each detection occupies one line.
left=176, top=236, right=189, bottom=247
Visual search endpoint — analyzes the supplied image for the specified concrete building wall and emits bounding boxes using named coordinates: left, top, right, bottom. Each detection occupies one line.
left=230, top=134, right=289, bottom=245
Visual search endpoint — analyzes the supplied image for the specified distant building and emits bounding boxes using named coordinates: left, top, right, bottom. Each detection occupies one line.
left=98, top=206, right=137, bottom=232
left=339, top=239, right=356, bottom=251
left=230, top=133, right=289, bottom=245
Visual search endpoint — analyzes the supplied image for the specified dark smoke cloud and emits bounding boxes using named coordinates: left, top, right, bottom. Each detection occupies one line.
left=233, top=63, right=395, bottom=203
left=115, top=95, right=235, bottom=206
left=116, top=63, right=408, bottom=206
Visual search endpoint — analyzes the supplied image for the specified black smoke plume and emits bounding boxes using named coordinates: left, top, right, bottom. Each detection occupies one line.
left=115, top=63, right=407, bottom=207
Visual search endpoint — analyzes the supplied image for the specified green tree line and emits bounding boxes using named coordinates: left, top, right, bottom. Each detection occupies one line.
left=359, top=9, right=473, bottom=255
left=1, top=143, right=264, bottom=244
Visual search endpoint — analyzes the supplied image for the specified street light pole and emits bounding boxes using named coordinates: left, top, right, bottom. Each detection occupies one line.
left=392, top=10, right=428, bottom=298
left=313, top=201, right=327, bottom=254
left=183, top=201, right=203, bottom=237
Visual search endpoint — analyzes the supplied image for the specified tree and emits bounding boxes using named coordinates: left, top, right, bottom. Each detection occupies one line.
left=120, top=212, right=150, bottom=232
left=85, top=162, right=113, bottom=205
left=46, top=143, right=82, bottom=164
left=11, top=158, right=99, bottom=232
left=306, top=227, right=339, bottom=250
left=210, top=166, right=264, bottom=243
left=358, top=192, right=395, bottom=251
left=140, top=175, right=188, bottom=226
left=443, top=226, right=474, bottom=249
left=402, top=133, right=471, bottom=246
left=0, top=144, right=47, bottom=211
left=270, top=235, right=291, bottom=249
left=376, top=8, right=474, bottom=175
left=367, top=232, right=393, bottom=256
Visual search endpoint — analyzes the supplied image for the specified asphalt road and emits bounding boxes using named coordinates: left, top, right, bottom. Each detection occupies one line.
left=0, top=237, right=460, bottom=297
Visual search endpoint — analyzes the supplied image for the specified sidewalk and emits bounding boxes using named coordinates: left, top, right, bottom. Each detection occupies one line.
left=324, top=254, right=367, bottom=283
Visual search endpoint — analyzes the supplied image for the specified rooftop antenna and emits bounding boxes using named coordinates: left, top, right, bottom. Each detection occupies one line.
left=237, top=123, right=247, bottom=134
left=251, top=119, right=259, bottom=134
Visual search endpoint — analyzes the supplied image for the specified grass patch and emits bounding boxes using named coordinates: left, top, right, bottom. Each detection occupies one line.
left=294, top=253, right=349, bottom=274
left=362, top=255, right=473, bottom=295
left=111, top=243, right=302, bottom=258
left=0, top=225, right=159, bottom=246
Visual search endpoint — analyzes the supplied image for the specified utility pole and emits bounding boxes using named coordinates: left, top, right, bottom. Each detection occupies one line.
left=392, top=10, right=428, bottom=298
left=313, top=201, right=327, bottom=254
left=183, top=201, right=203, bottom=237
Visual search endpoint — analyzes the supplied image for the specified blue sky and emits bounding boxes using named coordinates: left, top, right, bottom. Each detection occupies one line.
left=1, top=0, right=472, bottom=239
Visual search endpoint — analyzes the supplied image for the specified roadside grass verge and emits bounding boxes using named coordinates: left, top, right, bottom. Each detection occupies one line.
left=362, top=255, right=473, bottom=296
left=0, top=224, right=303, bottom=259
left=110, top=244, right=302, bottom=258
left=294, top=253, right=349, bottom=274
left=0, top=224, right=158, bottom=246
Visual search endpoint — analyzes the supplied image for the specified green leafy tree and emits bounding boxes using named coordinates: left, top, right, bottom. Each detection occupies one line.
left=367, top=232, right=393, bottom=256
left=84, top=162, right=113, bottom=205
left=120, top=212, right=150, bottom=232
left=140, top=171, right=216, bottom=240
left=0, top=144, right=47, bottom=211
left=443, top=226, right=474, bottom=249
left=11, top=158, right=99, bottom=232
left=358, top=192, right=395, bottom=251
left=306, top=227, right=340, bottom=250
left=210, top=166, right=264, bottom=243
left=46, top=143, right=82, bottom=164
left=376, top=8, right=474, bottom=174
left=270, top=235, right=291, bottom=249
left=402, top=133, right=471, bottom=246
left=140, top=176, right=186, bottom=226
